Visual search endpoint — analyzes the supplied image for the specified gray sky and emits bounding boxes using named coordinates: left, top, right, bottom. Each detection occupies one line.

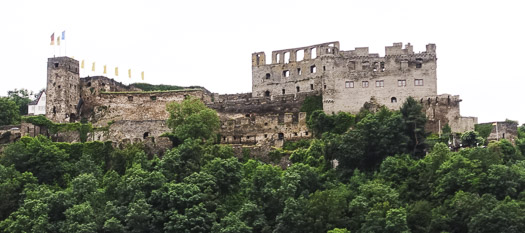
left=1, top=0, right=523, bottom=124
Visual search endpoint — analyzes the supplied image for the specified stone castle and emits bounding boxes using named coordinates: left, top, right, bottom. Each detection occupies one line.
left=24, top=41, right=477, bottom=151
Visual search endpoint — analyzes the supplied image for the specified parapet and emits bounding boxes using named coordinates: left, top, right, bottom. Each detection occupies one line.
left=48, top=56, right=79, bottom=74
left=252, top=41, right=340, bottom=66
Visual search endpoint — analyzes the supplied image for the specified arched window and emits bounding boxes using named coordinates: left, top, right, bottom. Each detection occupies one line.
left=391, top=97, right=397, bottom=103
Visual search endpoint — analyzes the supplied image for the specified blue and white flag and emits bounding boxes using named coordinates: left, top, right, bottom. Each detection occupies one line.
left=62, top=31, right=65, bottom=40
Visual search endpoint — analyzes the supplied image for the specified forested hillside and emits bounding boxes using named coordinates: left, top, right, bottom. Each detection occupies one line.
left=1, top=97, right=525, bottom=233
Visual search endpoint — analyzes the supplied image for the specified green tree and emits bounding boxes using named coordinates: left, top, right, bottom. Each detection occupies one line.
left=0, top=97, right=20, bottom=125
left=166, top=96, right=220, bottom=142
left=8, top=88, right=34, bottom=116
left=0, top=165, right=37, bottom=221
left=461, top=130, right=484, bottom=147
left=400, top=96, right=427, bottom=157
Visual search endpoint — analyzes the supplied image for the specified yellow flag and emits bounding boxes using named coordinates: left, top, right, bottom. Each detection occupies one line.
left=492, top=122, right=498, bottom=126
left=57, top=36, right=60, bottom=46
left=103, top=65, right=107, bottom=74
left=92, top=62, right=95, bottom=71
left=141, top=71, right=144, bottom=80
left=128, top=69, right=131, bottom=78
left=81, top=60, right=84, bottom=69
left=115, top=67, right=118, bottom=76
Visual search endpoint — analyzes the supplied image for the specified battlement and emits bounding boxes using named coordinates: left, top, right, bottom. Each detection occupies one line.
left=207, top=91, right=319, bottom=114
left=47, top=57, right=79, bottom=74
left=252, top=41, right=340, bottom=66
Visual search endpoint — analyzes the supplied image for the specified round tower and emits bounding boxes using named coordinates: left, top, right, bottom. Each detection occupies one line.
left=45, top=57, right=80, bottom=123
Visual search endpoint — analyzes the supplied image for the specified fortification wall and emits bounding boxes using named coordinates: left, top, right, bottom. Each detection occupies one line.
left=218, top=112, right=310, bottom=147
left=85, top=89, right=210, bottom=127
left=207, top=91, right=318, bottom=114
left=477, top=121, right=519, bottom=143
left=421, top=94, right=477, bottom=133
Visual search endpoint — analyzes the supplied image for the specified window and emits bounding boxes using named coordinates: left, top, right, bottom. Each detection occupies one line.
left=380, top=62, right=385, bottom=72
left=362, top=81, right=369, bottom=88
left=324, top=85, right=327, bottom=89
left=310, top=65, right=316, bottom=73
left=278, top=133, right=284, bottom=140
left=54, top=63, right=59, bottom=68
left=150, top=96, right=157, bottom=101
left=297, top=68, right=302, bottom=75
left=345, top=81, right=354, bottom=88
left=415, top=79, right=424, bottom=86
left=391, top=97, right=397, bottom=103
left=282, top=89, right=286, bottom=94
left=416, top=58, right=423, bottom=68
left=143, top=132, right=149, bottom=139
left=376, top=80, right=384, bottom=87
left=264, top=91, right=270, bottom=97
left=398, top=80, right=406, bottom=87
left=310, top=84, right=314, bottom=90
left=128, top=96, right=133, bottom=101
left=296, top=86, right=300, bottom=92
left=265, top=73, right=271, bottom=79
left=283, top=70, right=290, bottom=77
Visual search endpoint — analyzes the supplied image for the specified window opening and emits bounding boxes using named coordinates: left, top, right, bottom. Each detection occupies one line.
left=264, top=91, right=270, bottom=97
left=282, top=89, right=286, bottom=95
left=362, top=81, right=369, bottom=88
left=296, top=86, right=300, bottom=92
left=284, top=52, right=290, bottom=64
left=266, top=73, right=271, bottom=79
left=311, top=47, right=317, bottom=59
left=128, top=96, right=133, bottom=101
left=398, top=80, right=406, bottom=87
left=296, top=50, right=304, bottom=62
left=297, top=68, right=302, bottom=75
left=278, top=133, right=284, bottom=140
left=391, top=97, right=397, bottom=103
left=54, top=63, right=59, bottom=68
left=150, top=96, right=157, bottom=101
left=416, top=58, right=423, bottom=68
left=380, top=62, right=385, bottom=72
left=415, top=79, right=424, bottom=86
left=345, top=81, right=354, bottom=88
left=283, top=70, right=290, bottom=77
left=143, top=132, right=149, bottom=139
left=310, top=84, right=314, bottom=90
left=310, top=65, right=316, bottom=73
left=375, top=80, right=384, bottom=87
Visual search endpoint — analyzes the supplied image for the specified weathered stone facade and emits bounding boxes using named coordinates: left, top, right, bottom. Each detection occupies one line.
left=35, top=41, right=475, bottom=152
left=252, top=42, right=475, bottom=133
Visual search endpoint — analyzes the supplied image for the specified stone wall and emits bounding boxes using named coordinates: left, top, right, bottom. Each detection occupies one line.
left=478, top=121, right=519, bottom=143
left=86, top=89, right=210, bottom=127
left=252, top=42, right=437, bottom=114
left=218, top=112, right=310, bottom=147
left=45, top=57, right=81, bottom=123
left=421, top=94, right=477, bottom=133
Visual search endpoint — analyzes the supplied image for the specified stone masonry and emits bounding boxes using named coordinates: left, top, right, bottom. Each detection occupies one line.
left=34, top=41, right=476, bottom=150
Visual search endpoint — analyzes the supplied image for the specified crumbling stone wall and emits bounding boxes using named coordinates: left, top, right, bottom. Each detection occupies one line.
left=86, top=89, right=210, bottom=127
left=217, top=112, right=310, bottom=147
left=477, top=121, right=519, bottom=143
left=421, top=94, right=478, bottom=133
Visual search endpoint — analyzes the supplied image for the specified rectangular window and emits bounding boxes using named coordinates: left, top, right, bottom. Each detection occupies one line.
left=398, top=80, right=406, bottom=87
left=297, top=68, right=302, bottom=75
left=345, top=81, right=354, bottom=88
left=375, top=80, right=384, bottom=87
left=310, top=65, right=316, bottom=73
left=310, top=84, right=314, bottom=90
left=282, top=89, right=286, bottom=94
left=283, top=70, right=290, bottom=77
left=415, top=79, right=424, bottom=86
left=362, top=81, right=369, bottom=88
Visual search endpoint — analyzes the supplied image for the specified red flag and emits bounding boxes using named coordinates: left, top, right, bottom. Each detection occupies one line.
left=50, top=33, right=55, bottom=45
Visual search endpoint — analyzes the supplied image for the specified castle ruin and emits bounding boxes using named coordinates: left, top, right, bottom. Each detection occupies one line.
left=24, top=41, right=476, bottom=150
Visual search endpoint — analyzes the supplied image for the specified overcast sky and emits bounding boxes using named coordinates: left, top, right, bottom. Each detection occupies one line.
left=0, top=0, right=523, bottom=124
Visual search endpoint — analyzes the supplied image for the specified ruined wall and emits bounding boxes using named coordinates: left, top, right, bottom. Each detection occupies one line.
left=478, top=121, right=519, bottom=143
left=252, top=42, right=438, bottom=114
left=422, top=94, right=477, bottom=133
left=207, top=91, right=318, bottom=114
left=252, top=42, right=339, bottom=98
left=46, top=57, right=80, bottom=123
left=324, top=43, right=437, bottom=113
left=218, top=112, right=310, bottom=147
left=85, top=89, right=210, bottom=127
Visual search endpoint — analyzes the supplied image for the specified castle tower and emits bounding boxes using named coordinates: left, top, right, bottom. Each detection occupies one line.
left=45, top=57, right=80, bottom=123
